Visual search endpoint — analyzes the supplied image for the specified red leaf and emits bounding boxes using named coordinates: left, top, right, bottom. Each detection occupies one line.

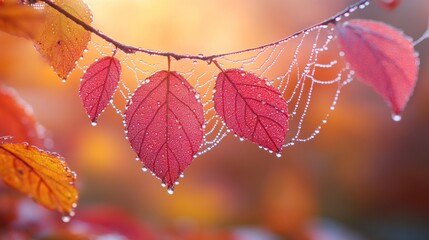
left=72, top=206, right=156, bottom=239
left=336, top=20, right=418, bottom=117
left=0, top=86, right=44, bottom=146
left=79, top=56, right=121, bottom=124
left=213, top=69, right=288, bottom=153
left=125, top=70, right=204, bottom=190
left=378, top=0, right=401, bottom=10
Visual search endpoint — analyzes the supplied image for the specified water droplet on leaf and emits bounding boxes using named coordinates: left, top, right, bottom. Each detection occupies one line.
left=392, top=114, right=402, bottom=122
left=61, top=215, right=71, bottom=223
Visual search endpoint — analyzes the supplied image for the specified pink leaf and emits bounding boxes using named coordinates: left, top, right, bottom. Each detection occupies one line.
left=79, top=56, right=121, bottom=124
left=125, top=70, right=204, bottom=190
left=213, top=69, right=288, bottom=153
left=336, top=20, right=418, bottom=117
left=378, top=0, right=401, bottom=10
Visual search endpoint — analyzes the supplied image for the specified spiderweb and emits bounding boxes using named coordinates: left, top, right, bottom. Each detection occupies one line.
left=75, top=1, right=369, bottom=157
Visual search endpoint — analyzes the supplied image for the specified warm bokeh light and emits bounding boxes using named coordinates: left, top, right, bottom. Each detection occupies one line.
left=1, top=0, right=429, bottom=239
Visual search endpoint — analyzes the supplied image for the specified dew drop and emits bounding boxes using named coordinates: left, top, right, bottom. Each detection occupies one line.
left=167, top=187, right=174, bottom=195
left=276, top=153, right=282, bottom=158
left=61, top=79, right=67, bottom=83
left=179, top=173, right=185, bottom=178
left=142, top=167, right=148, bottom=172
left=61, top=215, right=71, bottom=223
left=91, top=121, right=97, bottom=127
left=161, top=183, right=166, bottom=188
left=198, top=53, right=204, bottom=58
left=72, top=203, right=77, bottom=208
left=392, top=114, right=402, bottom=122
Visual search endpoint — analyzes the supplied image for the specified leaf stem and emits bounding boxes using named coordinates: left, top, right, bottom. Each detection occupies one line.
left=38, top=0, right=369, bottom=61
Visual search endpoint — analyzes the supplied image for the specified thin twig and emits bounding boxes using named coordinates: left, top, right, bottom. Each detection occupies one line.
left=38, top=0, right=369, bottom=61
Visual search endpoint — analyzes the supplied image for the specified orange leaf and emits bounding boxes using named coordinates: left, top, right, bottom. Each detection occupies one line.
left=0, top=142, right=78, bottom=215
left=33, top=0, right=92, bottom=79
left=0, top=86, right=45, bottom=146
left=0, top=0, right=45, bottom=39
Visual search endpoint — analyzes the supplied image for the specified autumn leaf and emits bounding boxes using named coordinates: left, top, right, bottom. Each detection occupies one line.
left=72, top=206, right=156, bottom=239
left=0, top=86, right=45, bottom=146
left=79, top=56, right=121, bottom=124
left=213, top=69, right=288, bottom=154
left=125, top=70, right=204, bottom=191
left=0, top=0, right=45, bottom=39
left=0, top=142, right=78, bottom=215
left=33, top=0, right=92, bottom=79
left=336, top=20, right=419, bottom=118
left=378, top=0, right=401, bottom=10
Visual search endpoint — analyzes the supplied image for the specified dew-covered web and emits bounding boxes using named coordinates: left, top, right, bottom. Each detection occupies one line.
left=75, top=1, right=368, bottom=156
left=214, top=25, right=355, bottom=152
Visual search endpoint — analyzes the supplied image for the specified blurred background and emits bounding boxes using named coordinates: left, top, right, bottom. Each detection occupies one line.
left=0, top=0, right=428, bottom=239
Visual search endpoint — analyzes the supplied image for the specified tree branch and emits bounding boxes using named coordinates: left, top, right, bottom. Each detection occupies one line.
left=38, top=0, right=370, bottom=61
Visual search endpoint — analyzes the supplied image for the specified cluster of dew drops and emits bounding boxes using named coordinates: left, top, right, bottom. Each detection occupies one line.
left=61, top=163, right=78, bottom=223
left=66, top=0, right=376, bottom=198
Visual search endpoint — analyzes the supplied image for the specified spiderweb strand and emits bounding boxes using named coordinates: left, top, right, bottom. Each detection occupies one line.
left=47, top=0, right=369, bottom=155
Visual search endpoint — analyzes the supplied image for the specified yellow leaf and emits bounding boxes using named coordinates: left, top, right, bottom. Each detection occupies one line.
left=0, top=1, right=45, bottom=39
left=33, top=0, right=92, bottom=79
left=0, top=142, right=78, bottom=215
